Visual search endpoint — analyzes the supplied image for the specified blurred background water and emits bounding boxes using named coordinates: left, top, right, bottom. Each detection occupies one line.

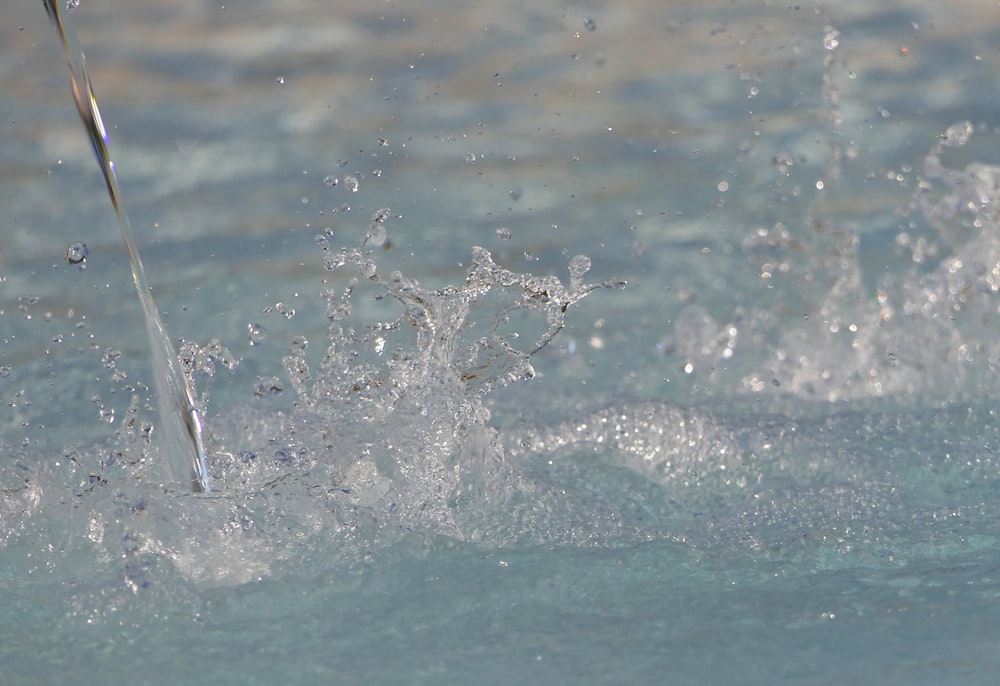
left=4, top=1, right=1000, bottom=684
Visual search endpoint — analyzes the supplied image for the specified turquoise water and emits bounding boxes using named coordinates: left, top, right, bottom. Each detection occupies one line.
left=3, top=1, right=1000, bottom=683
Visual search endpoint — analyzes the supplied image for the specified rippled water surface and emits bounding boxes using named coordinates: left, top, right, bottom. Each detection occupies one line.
left=4, top=1, right=1000, bottom=684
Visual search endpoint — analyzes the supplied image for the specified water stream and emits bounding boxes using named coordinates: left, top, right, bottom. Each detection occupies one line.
left=41, top=0, right=210, bottom=491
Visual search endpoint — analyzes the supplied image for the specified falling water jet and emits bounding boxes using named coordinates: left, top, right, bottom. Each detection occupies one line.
left=43, top=0, right=211, bottom=493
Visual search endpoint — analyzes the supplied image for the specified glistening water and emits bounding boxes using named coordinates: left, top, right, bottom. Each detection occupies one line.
left=3, top=1, right=1000, bottom=683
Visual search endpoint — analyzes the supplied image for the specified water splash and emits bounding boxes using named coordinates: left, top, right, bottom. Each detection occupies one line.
left=42, top=0, right=210, bottom=491
left=0, top=221, right=621, bottom=584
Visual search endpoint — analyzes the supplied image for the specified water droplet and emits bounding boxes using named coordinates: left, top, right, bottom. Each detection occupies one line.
left=65, top=0, right=80, bottom=11
left=66, top=241, right=89, bottom=266
left=496, top=227, right=512, bottom=240
left=282, top=345, right=311, bottom=399
left=366, top=222, right=387, bottom=247
left=290, top=335, right=308, bottom=351
left=275, top=302, right=296, bottom=320
left=343, top=175, right=359, bottom=193
left=568, top=255, right=592, bottom=283
left=248, top=322, right=267, bottom=346
left=941, top=121, right=973, bottom=148
left=276, top=76, right=285, bottom=85
left=584, top=17, right=597, bottom=32
left=0, top=366, right=11, bottom=378
left=102, top=348, right=122, bottom=369
left=323, top=175, right=338, bottom=187
left=823, top=26, right=840, bottom=51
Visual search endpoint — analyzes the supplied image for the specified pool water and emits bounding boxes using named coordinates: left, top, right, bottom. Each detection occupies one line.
left=3, top=1, right=1000, bottom=683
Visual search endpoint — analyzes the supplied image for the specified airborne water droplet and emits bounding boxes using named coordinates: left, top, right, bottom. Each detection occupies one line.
left=568, top=255, right=592, bottom=284
left=102, top=348, right=122, bottom=369
left=66, top=241, right=88, bottom=266
left=248, top=322, right=267, bottom=346
left=823, top=27, right=840, bottom=51
left=941, top=121, right=973, bottom=148
left=366, top=222, right=387, bottom=247
left=275, top=302, right=296, bottom=320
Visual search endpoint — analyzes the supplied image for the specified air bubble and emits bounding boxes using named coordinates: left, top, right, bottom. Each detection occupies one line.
left=66, top=242, right=88, bottom=266
left=0, top=366, right=11, bottom=378
left=584, top=17, right=597, bottom=32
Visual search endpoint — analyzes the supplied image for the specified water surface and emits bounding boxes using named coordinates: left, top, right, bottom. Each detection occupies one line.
left=3, top=1, right=1000, bottom=684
